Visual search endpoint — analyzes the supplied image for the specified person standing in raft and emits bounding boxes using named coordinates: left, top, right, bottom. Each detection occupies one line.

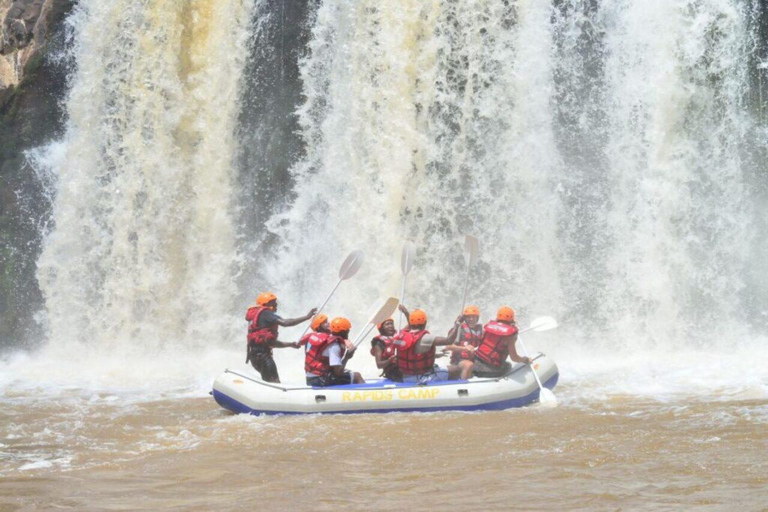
left=305, top=317, right=364, bottom=386
left=245, top=292, right=317, bottom=383
left=370, top=318, right=403, bottom=382
left=472, top=306, right=532, bottom=378
left=395, top=305, right=458, bottom=384
left=442, top=305, right=484, bottom=380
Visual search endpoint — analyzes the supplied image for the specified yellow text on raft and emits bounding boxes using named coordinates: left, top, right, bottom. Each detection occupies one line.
left=342, top=388, right=440, bottom=402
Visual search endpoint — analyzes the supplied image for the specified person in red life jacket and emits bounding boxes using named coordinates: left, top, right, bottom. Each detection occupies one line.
left=305, top=317, right=364, bottom=387
left=442, top=305, right=483, bottom=380
left=473, top=306, right=532, bottom=378
left=298, top=314, right=331, bottom=347
left=370, top=318, right=403, bottom=382
left=394, top=306, right=458, bottom=384
left=245, top=292, right=317, bottom=383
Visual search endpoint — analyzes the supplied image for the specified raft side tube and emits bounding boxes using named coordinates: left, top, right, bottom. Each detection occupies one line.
left=212, top=353, right=558, bottom=415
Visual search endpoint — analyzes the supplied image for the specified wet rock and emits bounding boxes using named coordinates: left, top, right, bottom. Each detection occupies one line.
left=0, top=0, right=73, bottom=349
left=0, top=0, right=54, bottom=87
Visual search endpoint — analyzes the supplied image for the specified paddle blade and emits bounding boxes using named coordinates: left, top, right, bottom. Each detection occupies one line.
left=464, top=235, right=479, bottom=266
left=370, top=296, right=400, bottom=326
left=339, top=250, right=365, bottom=280
left=528, top=316, right=558, bottom=332
left=351, top=297, right=400, bottom=348
left=538, top=387, right=558, bottom=407
left=400, top=241, right=416, bottom=275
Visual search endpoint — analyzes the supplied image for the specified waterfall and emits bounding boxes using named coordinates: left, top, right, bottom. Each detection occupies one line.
left=261, top=1, right=565, bottom=328
left=26, top=0, right=766, bottom=365
left=261, top=0, right=765, bottom=348
left=35, top=0, right=255, bottom=354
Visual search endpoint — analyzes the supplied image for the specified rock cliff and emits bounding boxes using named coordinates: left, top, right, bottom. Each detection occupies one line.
left=1, top=0, right=54, bottom=88
left=0, top=0, right=73, bottom=348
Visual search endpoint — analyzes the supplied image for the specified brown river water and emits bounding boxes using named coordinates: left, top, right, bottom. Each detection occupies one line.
left=1, top=372, right=766, bottom=511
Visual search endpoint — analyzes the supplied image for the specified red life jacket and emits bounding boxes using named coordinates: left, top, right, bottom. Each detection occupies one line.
left=304, top=333, right=341, bottom=376
left=451, top=322, right=484, bottom=364
left=371, top=335, right=404, bottom=381
left=370, top=335, right=397, bottom=359
left=395, top=329, right=435, bottom=376
left=475, top=321, right=518, bottom=368
left=246, top=306, right=278, bottom=348
left=299, top=331, right=327, bottom=347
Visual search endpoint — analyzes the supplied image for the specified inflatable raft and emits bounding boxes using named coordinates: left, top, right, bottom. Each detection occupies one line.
left=212, top=353, right=558, bottom=415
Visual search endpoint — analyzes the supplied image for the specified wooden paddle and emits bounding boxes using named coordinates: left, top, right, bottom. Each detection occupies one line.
left=297, top=250, right=365, bottom=341
left=459, top=235, right=479, bottom=315
left=351, top=297, right=400, bottom=349
left=397, top=241, right=415, bottom=329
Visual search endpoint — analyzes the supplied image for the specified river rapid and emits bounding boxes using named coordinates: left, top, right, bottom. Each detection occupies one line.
left=1, top=344, right=767, bottom=510
left=2, top=0, right=768, bottom=509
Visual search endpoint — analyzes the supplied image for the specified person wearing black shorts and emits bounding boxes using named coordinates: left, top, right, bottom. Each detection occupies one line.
left=245, top=292, right=317, bottom=383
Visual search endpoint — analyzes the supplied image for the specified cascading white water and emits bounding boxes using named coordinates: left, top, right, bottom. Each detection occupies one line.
left=34, top=0, right=255, bottom=357
left=12, top=0, right=764, bottom=392
left=598, top=0, right=756, bottom=345
left=263, top=0, right=764, bottom=353
left=264, top=0, right=565, bottom=329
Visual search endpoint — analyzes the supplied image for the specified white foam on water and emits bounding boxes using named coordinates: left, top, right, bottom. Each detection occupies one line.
left=554, top=337, right=768, bottom=404
left=0, top=348, right=244, bottom=401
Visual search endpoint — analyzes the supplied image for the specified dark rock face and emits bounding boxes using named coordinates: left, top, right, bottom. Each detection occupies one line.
left=2, top=0, right=46, bottom=52
left=1, top=0, right=55, bottom=86
left=0, top=0, right=75, bottom=350
left=235, top=0, right=317, bottom=281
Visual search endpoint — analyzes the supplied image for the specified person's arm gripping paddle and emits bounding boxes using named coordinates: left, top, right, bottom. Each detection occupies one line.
left=276, top=307, right=317, bottom=328
left=506, top=330, right=531, bottom=365
left=442, top=314, right=470, bottom=355
left=272, top=307, right=317, bottom=348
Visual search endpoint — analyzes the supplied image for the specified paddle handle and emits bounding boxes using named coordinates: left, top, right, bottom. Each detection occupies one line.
left=295, top=277, right=342, bottom=342
left=459, top=259, right=471, bottom=315
left=343, top=318, right=380, bottom=359
left=398, top=275, right=407, bottom=330
left=352, top=323, right=377, bottom=349
left=516, top=336, right=546, bottom=390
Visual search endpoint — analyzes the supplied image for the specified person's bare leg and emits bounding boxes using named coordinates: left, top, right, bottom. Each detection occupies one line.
left=353, top=372, right=365, bottom=384
left=460, top=360, right=474, bottom=380
left=447, top=365, right=461, bottom=380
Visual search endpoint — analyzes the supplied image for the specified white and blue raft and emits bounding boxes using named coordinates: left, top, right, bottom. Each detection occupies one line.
left=211, top=353, right=558, bottom=415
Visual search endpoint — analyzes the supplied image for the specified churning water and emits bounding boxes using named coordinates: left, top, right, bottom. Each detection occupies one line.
left=1, top=0, right=767, bottom=508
